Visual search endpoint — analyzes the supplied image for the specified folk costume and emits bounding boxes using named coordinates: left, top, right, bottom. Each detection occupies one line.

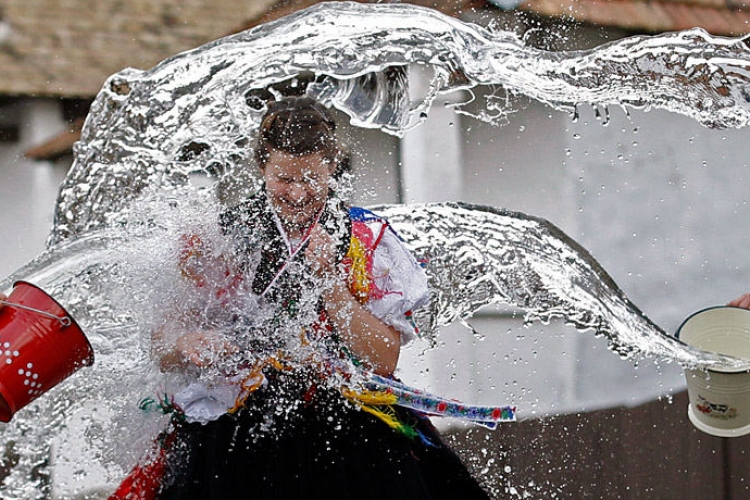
left=109, top=190, right=509, bottom=500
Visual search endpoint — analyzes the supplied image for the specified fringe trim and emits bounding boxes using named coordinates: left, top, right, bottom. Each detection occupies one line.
left=341, top=387, right=418, bottom=439
left=229, top=355, right=294, bottom=414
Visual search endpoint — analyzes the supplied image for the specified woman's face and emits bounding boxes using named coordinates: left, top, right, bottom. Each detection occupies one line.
left=262, top=149, right=335, bottom=232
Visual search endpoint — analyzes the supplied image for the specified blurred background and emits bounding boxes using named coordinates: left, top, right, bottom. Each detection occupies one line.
left=1, top=1, right=748, bottom=498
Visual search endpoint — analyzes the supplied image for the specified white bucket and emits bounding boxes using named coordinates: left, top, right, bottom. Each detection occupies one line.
left=676, top=306, right=750, bottom=438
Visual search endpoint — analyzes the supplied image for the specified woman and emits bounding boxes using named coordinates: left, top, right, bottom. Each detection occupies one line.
left=111, top=97, right=492, bottom=499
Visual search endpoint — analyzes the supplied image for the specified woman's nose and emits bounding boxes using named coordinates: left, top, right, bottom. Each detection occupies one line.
left=286, top=183, right=308, bottom=202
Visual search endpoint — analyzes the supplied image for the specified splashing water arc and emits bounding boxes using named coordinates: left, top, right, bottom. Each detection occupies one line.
left=1, top=2, right=750, bottom=499
left=53, top=1, right=750, bottom=243
left=41, top=0, right=750, bottom=370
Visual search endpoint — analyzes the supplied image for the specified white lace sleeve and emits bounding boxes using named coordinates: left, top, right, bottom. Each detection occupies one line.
left=364, top=222, right=430, bottom=345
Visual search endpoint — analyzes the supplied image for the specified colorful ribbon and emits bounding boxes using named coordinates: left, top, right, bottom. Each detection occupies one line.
left=360, top=374, right=516, bottom=429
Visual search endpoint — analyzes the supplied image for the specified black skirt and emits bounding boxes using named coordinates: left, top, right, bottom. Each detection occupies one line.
left=157, top=369, right=492, bottom=500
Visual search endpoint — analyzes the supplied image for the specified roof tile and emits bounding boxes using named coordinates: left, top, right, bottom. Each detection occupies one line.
left=521, top=0, right=750, bottom=35
left=0, top=0, right=277, bottom=97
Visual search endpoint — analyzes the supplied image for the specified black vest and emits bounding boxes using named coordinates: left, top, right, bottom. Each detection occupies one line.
left=219, top=189, right=352, bottom=309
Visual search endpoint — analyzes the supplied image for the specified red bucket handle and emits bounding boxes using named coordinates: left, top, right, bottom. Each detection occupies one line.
left=0, top=299, right=72, bottom=328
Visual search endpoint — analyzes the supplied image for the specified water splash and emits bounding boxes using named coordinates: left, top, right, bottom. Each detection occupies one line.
left=1, top=193, right=741, bottom=498
left=2, top=2, right=750, bottom=498
left=379, top=202, right=739, bottom=369
left=52, top=1, right=750, bottom=243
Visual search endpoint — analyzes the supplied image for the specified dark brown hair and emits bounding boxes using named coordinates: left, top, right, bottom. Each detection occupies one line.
left=255, top=97, right=338, bottom=168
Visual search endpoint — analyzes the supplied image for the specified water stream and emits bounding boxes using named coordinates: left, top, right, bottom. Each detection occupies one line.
left=2, top=2, right=750, bottom=498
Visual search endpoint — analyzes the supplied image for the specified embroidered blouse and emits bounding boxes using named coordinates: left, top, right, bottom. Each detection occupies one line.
left=167, top=194, right=429, bottom=423
left=156, top=194, right=514, bottom=427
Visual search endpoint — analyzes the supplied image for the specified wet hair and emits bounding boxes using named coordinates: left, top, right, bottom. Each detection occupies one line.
left=255, top=97, right=338, bottom=168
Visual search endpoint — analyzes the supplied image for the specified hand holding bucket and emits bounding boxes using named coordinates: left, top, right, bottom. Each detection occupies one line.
left=0, top=281, right=94, bottom=422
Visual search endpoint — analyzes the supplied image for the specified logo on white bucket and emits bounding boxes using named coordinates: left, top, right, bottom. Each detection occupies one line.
left=695, top=394, right=738, bottom=420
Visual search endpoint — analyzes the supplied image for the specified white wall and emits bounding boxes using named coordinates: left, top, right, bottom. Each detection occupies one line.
left=0, top=99, right=70, bottom=284
left=569, top=105, right=750, bottom=331
left=394, top=71, right=750, bottom=419
left=340, top=119, right=402, bottom=206
left=566, top=105, right=750, bottom=411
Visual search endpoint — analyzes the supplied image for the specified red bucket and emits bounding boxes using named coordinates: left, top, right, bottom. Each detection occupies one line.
left=0, top=281, right=94, bottom=422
